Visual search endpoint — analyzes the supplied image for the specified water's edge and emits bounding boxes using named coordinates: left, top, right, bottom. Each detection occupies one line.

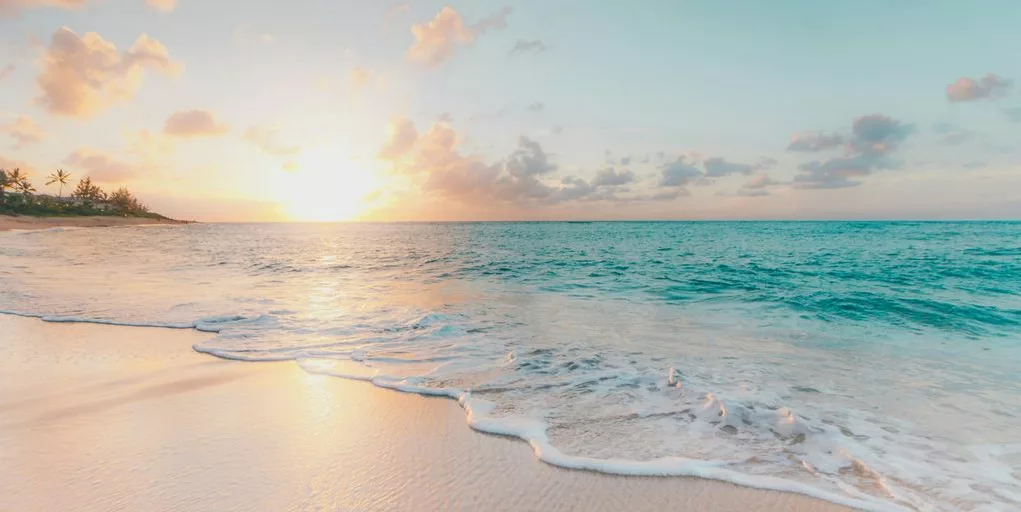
left=1, top=310, right=905, bottom=512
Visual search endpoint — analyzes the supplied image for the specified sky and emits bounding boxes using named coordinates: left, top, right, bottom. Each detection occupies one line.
left=1, top=0, right=1020, bottom=221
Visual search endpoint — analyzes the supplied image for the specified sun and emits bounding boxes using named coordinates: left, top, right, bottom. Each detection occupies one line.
left=281, top=148, right=381, bottom=221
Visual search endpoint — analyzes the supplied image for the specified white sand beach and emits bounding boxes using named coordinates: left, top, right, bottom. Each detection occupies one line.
left=0, top=315, right=851, bottom=511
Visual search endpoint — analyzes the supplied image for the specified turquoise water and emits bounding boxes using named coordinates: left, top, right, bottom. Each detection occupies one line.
left=2, top=222, right=1019, bottom=511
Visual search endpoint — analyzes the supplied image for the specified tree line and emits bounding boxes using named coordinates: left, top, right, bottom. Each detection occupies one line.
left=1, top=168, right=159, bottom=218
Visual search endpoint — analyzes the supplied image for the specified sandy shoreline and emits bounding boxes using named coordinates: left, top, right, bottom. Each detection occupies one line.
left=0, top=214, right=191, bottom=231
left=0, top=314, right=851, bottom=512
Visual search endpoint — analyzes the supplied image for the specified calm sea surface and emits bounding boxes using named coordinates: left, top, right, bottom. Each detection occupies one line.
left=2, top=222, right=1019, bottom=511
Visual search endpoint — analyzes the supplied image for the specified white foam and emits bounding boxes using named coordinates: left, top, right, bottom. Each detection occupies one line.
left=299, top=369, right=914, bottom=512
left=288, top=353, right=910, bottom=512
left=1, top=310, right=196, bottom=329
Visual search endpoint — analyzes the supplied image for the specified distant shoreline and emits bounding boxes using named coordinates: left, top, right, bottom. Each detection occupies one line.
left=0, top=214, right=193, bottom=232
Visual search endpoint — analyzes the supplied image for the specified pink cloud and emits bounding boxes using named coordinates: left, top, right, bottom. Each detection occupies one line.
left=35, top=27, right=179, bottom=118
left=1, top=0, right=170, bottom=14
left=64, top=147, right=139, bottom=183
left=0, top=0, right=84, bottom=14
left=946, top=73, right=1012, bottom=102
left=407, top=6, right=512, bottom=67
left=377, top=117, right=419, bottom=160
left=787, top=132, right=844, bottom=152
left=0, top=155, right=35, bottom=175
left=385, top=3, right=409, bottom=18
left=145, top=0, right=175, bottom=12
left=163, top=109, right=229, bottom=137
left=377, top=119, right=617, bottom=208
left=1, top=115, right=45, bottom=148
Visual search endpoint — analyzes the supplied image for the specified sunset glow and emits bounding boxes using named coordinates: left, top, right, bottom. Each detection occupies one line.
left=1, top=2, right=1019, bottom=222
left=281, top=149, right=381, bottom=221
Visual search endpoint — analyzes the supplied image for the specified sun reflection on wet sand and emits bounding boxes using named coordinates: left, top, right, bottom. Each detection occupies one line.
left=0, top=315, right=850, bottom=512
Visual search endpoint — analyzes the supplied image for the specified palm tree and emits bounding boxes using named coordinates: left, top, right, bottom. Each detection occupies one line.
left=46, top=169, right=72, bottom=198
left=1, top=168, right=26, bottom=205
left=15, top=178, right=35, bottom=205
left=6, top=168, right=26, bottom=186
left=17, top=179, right=35, bottom=194
left=0, top=169, right=8, bottom=204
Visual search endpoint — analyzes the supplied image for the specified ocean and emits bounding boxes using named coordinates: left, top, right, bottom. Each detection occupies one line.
left=2, top=221, right=1019, bottom=511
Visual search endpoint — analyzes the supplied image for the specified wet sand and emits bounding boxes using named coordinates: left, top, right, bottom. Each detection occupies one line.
left=0, top=315, right=852, bottom=511
left=0, top=215, right=190, bottom=231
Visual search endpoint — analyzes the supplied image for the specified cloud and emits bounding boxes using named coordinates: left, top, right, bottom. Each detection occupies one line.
left=35, top=27, right=178, bottom=118
left=793, top=113, right=914, bottom=189
left=0, top=63, right=13, bottom=80
left=407, top=6, right=512, bottom=67
left=794, top=154, right=881, bottom=189
left=848, top=114, right=914, bottom=154
left=386, top=3, right=409, bottom=17
left=742, top=173, right=778, bottom=189
left=378, top=118, right=419, bottom=160
left=703, top=157, right=758, bottom=177
left=1004, top=107, right=1021, bottom=123
left=379, top=121, right=705, bottom=212
left=736, top=173, right=782, bottom=196
left=946, top=73, right=1012, bottom=102
left=0, top=155, right=34, bottom=174
left=591, top=167, right=636, bottom=187
left=505, top=135, right=556, bottom=177
left=658, top=157, right=702, bottom=187
left=379, top=120, right=629, bottom=206
left=145, top=0, right=175, bottom=12
left=0, top=0, right=83, bottom=14
left=349, top=67, right=378, bottom=92
left=787, top=132, right=844, bottom=152
left=244, top=125, right=301, bottom=156
left=64, top=147, right=139, bottom=182
left=2, top=115, right=45, bottom=148
left=0, top=0, right=177, bottom=15
left=163, top=109, right=229, bottom=137
left=526, top=102, right=544, bottom=113
left=508, top=39, right=545, bottom=57
left=963, top=161, right=986, bottom=169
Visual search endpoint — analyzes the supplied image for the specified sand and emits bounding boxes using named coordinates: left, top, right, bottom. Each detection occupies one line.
left=0, top=315, right=852, bottom=511
left=0, top=215, right=190, bottom=231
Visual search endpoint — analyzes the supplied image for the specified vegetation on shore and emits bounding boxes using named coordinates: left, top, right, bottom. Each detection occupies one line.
left=0, top=168, right=170, bottom=219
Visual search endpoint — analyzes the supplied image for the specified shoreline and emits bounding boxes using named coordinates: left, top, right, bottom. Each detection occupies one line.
left=0, top=214, right=192, bottom=231
left=0, top=313, right=855, bottom=512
